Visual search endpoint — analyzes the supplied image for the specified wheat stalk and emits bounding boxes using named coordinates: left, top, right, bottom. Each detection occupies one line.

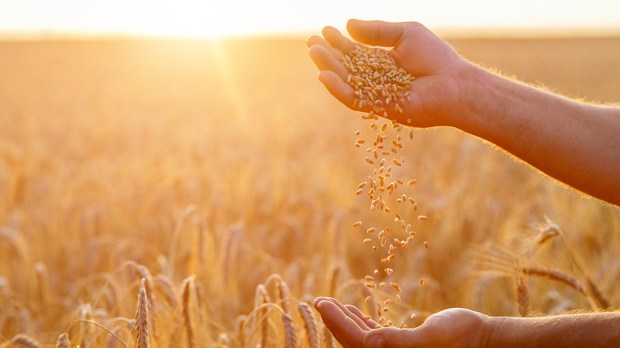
left=167, top=205, right=197, bottom=279
left=234, top=315, right=247, bottom=347
left=54, top=333, right=70, bottom=348
left=254, top=283, right=271, bottom=348
left=123, top=261, right=155, bottom=303
left=276, top=278, right=292, bottom=314
left=281, top=312, right=298, bottom=348
left=297, top=301, right=319, bottom=348
left=130, top=278, right=153, bottom=348
left=515, top=272, right=530, bottom=317
left=181, top=275, right=197, bottom=348
left=153, top=274, right=178, bottom=308
left=2, top=334, right=42, bottom=348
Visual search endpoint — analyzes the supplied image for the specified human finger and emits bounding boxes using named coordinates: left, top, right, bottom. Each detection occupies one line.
left=315, top=298, right=372, bottom=331
left=322, top=26, right=357, bottom=54
left=347, top=19, right=408, bottom=47
left=364, top=327, right=424, bottom=348
left=327, top=299, right=372, bottom=331
left=313, top=296, right=331, bottom=307
left=317, top=71, right=369, bottom=111
left=306, top=35, right=344, bottom=60
left=308, top=44, right=350, bottom=80
left=315, top=299, right=366, bottom=347
left=345, top=304, right=380, bottom=329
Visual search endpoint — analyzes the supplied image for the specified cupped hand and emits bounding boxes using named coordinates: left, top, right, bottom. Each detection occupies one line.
left=313, top=297, right=491, bottom=348
left=306, top=19, right=470, bottom=128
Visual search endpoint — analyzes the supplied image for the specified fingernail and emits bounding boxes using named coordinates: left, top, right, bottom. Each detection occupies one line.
left=313, top=297, right=327, bottom=309
left=366, top=334, right=384, bottom=348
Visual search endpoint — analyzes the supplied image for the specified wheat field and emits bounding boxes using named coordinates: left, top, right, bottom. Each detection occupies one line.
left=0, top=36, right=619, bottom=347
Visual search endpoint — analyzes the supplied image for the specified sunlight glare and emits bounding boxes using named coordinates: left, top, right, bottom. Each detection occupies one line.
left=0, top=0, right=619, bottom=38
left=131, top=0, right=245, bottom=38
left=209, top=40, right=248, bottom=119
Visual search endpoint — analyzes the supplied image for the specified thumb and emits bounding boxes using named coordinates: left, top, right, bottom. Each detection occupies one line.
left=346, top=19, right=407, bottom=47
left=363, top=327, right=422, bottom=348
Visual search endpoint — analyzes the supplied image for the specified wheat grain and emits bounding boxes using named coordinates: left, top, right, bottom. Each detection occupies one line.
left=390, top=282, right=401, bottom=292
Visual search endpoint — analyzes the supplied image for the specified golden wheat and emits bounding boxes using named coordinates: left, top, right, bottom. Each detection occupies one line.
left=180, top=276, right=197, bottom=348
left=281, top=312, right=297, bottom=348
left=130, top=278, right=152, bottom=348
left=515, top=272, right=530, bottom=317
left=0, top=37, right=618, bottom=347
left=54, top=333, right=70, bottom=348
left=297, top=301, right=320, bottom=348
left=2, top=334, right=42, bottom=348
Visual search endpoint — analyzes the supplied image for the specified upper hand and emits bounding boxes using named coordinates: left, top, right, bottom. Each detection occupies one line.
left=306, top=19, right=470, bottom=128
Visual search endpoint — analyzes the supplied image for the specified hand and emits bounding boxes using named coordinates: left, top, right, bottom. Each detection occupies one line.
left=306, top=19, right=471, bottom=128
left=314, top=297, right=490, bottom=348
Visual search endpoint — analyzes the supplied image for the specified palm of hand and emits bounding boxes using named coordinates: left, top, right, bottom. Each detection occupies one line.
left=307, top=20, right=467, bottom=127
left=417, top=308, right=490, bottom=348
left=314, top=298, right=489, bottom=348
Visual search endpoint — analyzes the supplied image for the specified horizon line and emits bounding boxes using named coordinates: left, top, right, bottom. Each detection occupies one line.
left=1, top=25, right=619, bottom=41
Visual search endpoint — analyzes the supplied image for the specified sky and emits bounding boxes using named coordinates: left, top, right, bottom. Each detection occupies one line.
left=0, top=0, right=619, bottom=38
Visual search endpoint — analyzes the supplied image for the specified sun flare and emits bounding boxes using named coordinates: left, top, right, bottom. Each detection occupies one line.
left=129, top=1, right=243, bottom=38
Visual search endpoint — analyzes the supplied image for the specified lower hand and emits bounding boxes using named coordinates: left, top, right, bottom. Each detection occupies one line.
left=314, top=297, right=491, bottom=348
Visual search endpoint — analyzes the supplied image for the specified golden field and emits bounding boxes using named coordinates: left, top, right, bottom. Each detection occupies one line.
left=0, top=36, right=619, bottom=347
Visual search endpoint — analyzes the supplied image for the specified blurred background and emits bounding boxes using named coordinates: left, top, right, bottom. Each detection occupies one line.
left=1, top=0, right=620, bottom=39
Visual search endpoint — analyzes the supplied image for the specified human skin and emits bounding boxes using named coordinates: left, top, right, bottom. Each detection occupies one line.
left=314, top=297, right=620, bottom=348
left=307, top=19, right=620, bottom=348
left=307, top=19, right=620, bottom=205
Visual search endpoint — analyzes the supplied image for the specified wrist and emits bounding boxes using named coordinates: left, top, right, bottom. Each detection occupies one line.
left=486, top=316, right=537, bottom=348
left=486, top=316, right=512, bottom=348
left=452, top=62, right=496, bottom=135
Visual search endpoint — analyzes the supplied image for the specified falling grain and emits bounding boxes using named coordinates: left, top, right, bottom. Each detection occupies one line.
left=390, top=282, right=401, bottom=292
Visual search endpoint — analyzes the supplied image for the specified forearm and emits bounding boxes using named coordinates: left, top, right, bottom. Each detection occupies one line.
left=488, top=312, right=620, bottom=348
left=454, top=63, right=620, bottom=205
